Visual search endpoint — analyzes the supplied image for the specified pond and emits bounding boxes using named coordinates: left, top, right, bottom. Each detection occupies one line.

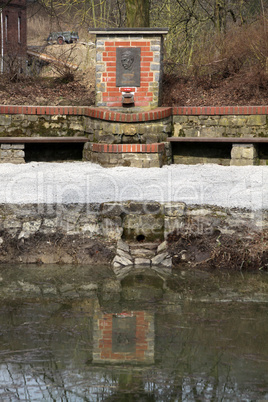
left=0, top=265, right=267, bottom=401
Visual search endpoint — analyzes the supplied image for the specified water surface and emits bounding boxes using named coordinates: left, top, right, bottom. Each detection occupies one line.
left=0, top=266, right=268, bottom=401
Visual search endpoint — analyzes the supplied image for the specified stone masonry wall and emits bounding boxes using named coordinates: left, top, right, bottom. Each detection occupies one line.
left=84, top=115, right=172, bottom=144
left=1, top=105, right=268, bottom=165
left=0, top=112, right=85, bottom=138
left=0, top=201, right=265, bottom=265
left=173, top=113, right=267, bottom=138
left=0, top=143, right=24, bottom=163
left=0, top=106, right=172, bottom=164
left=2, top=105, right=268, bottom=142
left=172, top=106, right=268, bottom=165
left=83, top=143, right=172, bottom=167
left=0, top=106, right=171, bottom=142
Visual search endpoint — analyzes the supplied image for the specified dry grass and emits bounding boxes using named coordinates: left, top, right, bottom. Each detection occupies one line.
left=163, top=17, right=268, bottom=106
left=27, top=14, right=48, bottom=46
left=27, top=3, right=93, bottom=46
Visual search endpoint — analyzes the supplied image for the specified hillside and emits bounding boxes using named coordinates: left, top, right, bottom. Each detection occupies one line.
left=1, top=69, right=268, bottom=107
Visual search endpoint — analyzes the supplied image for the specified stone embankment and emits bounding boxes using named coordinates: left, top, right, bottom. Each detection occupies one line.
left=0, top=201, right=265, bottom=272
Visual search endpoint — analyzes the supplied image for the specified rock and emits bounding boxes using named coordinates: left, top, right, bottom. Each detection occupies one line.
left=117, top=239, right=130, bottom=253
left=151, top=252, right=169, bottom=265
left=130, top=248, right=155, bottom=258
left=41, top=219, right=58, bottom=234
left=79, top=284, right=98, bottom=291
left=134, top=258, right=151, bottom=266
left=113, top=262, right=123, bottom=270
left=101, top=202, right=125, bottom=218
left=117, top=248, right=133, bottom=261
left=40, top=254, right=58, bottom=264
left=129, top=242, right=158, bottom=250
left=18, top=231, right=25, bottom=240
left=123, top=213, right=164, bottom=242
left=113, top=265, right=132, bottom=278
left=164, top=203, right=186, bottom=217
left=102, top=217, right=123, bottom=240
left=161, top=257, right=173, bottom=268
left=113, top=255, right=133, bottom=267
left=157, top=240, right=167, bottom=254
left=19, top=219, right=41, bottom=239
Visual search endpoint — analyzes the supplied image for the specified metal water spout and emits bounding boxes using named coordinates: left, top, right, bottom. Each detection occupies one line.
left=122, top=87, right=134, bottom=106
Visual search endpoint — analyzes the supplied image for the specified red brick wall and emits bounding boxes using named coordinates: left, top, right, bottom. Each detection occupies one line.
left=0, top=0, right=27, bottom=68
left=102, top=40, right=154, bottom=108
left=96, top=34, right=163, bottom=110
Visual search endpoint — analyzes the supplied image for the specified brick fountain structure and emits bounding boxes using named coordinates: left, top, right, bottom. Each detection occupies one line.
left=85, top=28, right=170, bottom=168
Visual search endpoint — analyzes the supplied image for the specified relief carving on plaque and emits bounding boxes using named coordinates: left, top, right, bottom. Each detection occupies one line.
left=121, top=49, right=135, bottom=70
left=116, top=47, right=141, bottom=87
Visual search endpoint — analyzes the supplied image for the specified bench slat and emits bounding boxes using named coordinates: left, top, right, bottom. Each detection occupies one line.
left=167, top=137, right=268, bottom=143
left=0, top=137, right=90, bottom=143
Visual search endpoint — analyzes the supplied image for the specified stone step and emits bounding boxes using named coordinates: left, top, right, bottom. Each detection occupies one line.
left=128, top=242, right=159, bottom=251
left=130, top=248, right=156, bottom=259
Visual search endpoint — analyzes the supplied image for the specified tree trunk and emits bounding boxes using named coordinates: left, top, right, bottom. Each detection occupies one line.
left=125, top=0, right=150, bottom=27
left=215, top=0, right=226, bottom=33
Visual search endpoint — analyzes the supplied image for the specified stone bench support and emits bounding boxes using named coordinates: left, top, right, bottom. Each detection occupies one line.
left=0, top=144, right=25, bottom=163
left=230, top=144, right=258, bottom=166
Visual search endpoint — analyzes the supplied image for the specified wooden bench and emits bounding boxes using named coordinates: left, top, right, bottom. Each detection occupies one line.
left=166, top=136, right=268, bottom=165
left=0, top=137, right=90, bottom=163
left=167, top=137, right=268, bottom=143
left=0, top=137, right=90, bottom=143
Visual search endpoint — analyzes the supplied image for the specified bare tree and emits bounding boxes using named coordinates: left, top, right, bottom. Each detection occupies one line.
left=125, top=0, right=150, bottom=27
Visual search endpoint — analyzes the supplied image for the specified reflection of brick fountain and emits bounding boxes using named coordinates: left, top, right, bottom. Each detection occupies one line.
left=86, top=28, right=169, bottom=168
left=93, top=309, right=155, bottom=364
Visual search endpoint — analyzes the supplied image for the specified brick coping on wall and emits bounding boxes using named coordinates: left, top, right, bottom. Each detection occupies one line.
left=1, top=105, right=268, bottom=121
left=92, top=143, right=165, bottom=153
left=172, top=106, right=268, bottom=115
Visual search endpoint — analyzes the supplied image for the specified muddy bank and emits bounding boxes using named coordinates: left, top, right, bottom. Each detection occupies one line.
left=0, top=232, right=115, bottom=265
left=168, top=226, right=268, bottom=272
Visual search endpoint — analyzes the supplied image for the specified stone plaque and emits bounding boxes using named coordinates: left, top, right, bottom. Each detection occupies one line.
left=116, top=47, right=141, bottom=87
left=112, top=316, right=136, bottom=353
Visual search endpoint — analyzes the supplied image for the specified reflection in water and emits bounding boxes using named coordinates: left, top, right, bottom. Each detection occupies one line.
left=0, top=275, right=268, bottom=401
left=93, top=310, right=154, bottom=365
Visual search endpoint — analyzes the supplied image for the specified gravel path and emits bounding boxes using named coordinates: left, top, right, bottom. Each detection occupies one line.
left=0, top=162, right=267, bottom=210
